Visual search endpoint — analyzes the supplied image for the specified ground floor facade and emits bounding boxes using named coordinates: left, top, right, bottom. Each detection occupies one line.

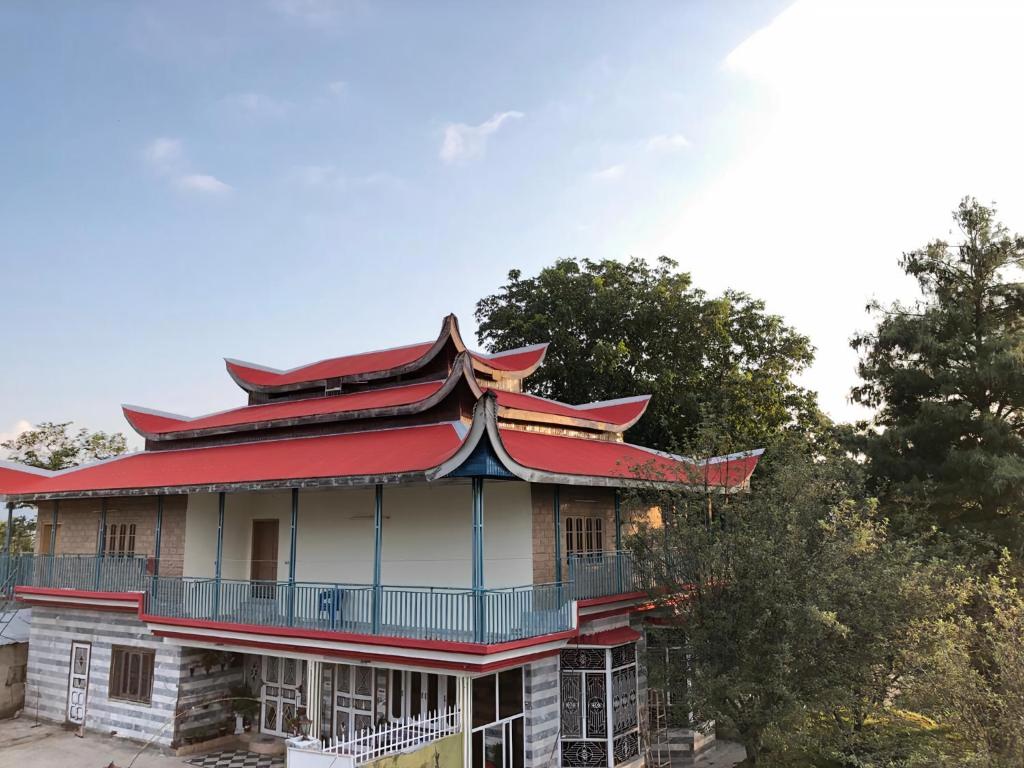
left=23, top=604, right=657, bottom=767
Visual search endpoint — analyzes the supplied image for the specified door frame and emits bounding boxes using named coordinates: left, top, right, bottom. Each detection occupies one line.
left=66, top=641, right=92, bottom=726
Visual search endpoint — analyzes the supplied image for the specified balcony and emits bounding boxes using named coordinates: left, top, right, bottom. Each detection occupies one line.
left=3, top=550, right=650, bottom=643
left=568, top=550, right=650, bottom=600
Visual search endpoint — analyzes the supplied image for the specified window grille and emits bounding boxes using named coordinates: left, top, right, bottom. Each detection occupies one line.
left=565, top=516, right=604, bottom=555
left=109, top=646, right=154, bottom=704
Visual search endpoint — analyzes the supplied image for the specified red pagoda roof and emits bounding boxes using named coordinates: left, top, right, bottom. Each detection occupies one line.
left=226, top=315, right=547, bottom=393
left=7, top=423, right=465, bottom=497
left=0, top=460, right=50, bottom=498
left=124, top=380, right=448, bottom=438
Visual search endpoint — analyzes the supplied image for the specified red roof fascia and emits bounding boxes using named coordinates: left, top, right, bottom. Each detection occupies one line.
left=124, top=380, right=446, bottom=436
left=493, top=390, right=650, bottom=427
left=498, top=428, right=762, bottom=488
left=469, top=345, right=548, bottom=374
left=14, top=424, right=464, bottom=496
left=227, top=341, right=436, bottom=388
left=575, top=626, right=641, bottom=647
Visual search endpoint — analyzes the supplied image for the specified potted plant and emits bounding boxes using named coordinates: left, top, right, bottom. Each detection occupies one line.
left=229, top=686, right=260, bottom=735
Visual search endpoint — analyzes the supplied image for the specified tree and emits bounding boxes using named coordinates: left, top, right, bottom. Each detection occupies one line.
left=0, top=515, right=36, bottom=554
left=475, top=257, right=823, bottom=454
left=851, top=198, right=1024, bottom=549
left=627, top=446, right=953, bottom=765
left=1, top=421, right=127, bottom=470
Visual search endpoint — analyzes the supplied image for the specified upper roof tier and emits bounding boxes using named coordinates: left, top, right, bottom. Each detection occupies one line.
left=226, top=314, right=547, bottom=394
left=123, top=352, right=651, bottom=443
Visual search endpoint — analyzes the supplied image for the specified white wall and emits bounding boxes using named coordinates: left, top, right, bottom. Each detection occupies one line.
left=181, top=481, right=535, bottom=589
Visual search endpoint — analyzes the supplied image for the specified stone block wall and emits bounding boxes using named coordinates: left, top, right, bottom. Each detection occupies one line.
left=34, top=495, right=186, bottom=577
left=523, top=656, right=561, bottom=768
left=24, top=605, right=239, bottom=747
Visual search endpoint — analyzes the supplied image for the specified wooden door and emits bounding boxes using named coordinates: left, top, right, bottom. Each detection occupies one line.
left=250, top=520, right=279, bottom=583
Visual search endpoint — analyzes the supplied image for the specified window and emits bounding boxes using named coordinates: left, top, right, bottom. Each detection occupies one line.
left=566, top=516, right=604, bottom=555
left=106, top=523, right=137, bottom=557
left=472, top=670, right=525, bottom=768
left=109, top=646, right=154, bottom=704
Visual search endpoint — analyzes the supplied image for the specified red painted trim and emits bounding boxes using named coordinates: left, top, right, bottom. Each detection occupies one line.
left=16, top=589, right=144, bottom=606
left=577, top=591, right=647, bottom=608
left=579, top=605, right=638, bottom=624
left=152, top=630, right=560, bottom=673
left=141, top=613, right=576, bottom=656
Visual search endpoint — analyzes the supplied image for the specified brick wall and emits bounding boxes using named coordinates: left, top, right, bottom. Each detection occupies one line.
left=531, top=484, right=617, bottom=585
left=34, top=495, right=187, bottom=577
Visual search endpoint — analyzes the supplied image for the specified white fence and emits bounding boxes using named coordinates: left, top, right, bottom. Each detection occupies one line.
left=323, top=706, right=462, bottom=765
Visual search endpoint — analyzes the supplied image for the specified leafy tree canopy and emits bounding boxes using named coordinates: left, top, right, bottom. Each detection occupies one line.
left=852, top=198, right=1024, bottom=547
left=475, top=257, right=824, bottom=454
left=1, top=421, right=127, bottom=471
left=628, top=446, right=960, bottom=766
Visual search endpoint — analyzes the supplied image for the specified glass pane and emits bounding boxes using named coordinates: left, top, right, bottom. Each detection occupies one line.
left=446, top=676, right=457, bottom=711
left=391, top=670, right=404, bottom=720
left=511, top=718, right=524, bottom=768
left=410, top=673, right=422, bottom=718
left=427, top=674, right=439, bottom=715
left=560, top=673, right=582, bottom=738
left=472, top=730, right=484, bottom=768
left=485, top=725, right=505, bottom=768
left=472, top=674, right=496, bottom=729
left=498, top=668, right=523, bottom=719
left=585, top=673, right=607, bottom=738
left=265, top=657, right=279, bottom=684
left=337, top=664, right=350, bottom=693
left=354, top=666, right=371, bottom=697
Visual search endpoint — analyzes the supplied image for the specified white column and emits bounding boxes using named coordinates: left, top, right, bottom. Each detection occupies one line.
left=458, top=674, right=473, bottom=766
left=306, top=659, right=324, bottom=741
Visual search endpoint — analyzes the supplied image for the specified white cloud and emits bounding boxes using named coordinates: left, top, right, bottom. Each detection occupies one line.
left=642, top=0, right=1024, bottom=423
left=0, top=419, right=32, bottom=454
left=439, top=111, right=524, bottom=164
left=646, top=133, right=691, bottom=152
left=591, top=164, right=626, bottom=182
left=143, top=137, right=183, bottom=172
left=327, top=80, right=347, bottom=96
left=177, top=174, right=233, bottom=195
left=143, top=137, right=232, bottom=196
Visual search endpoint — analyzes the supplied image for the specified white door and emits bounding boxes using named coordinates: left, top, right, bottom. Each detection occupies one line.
left=261, top=656, right=303, bottom=736
left=66, top=642, right=91, bottom=725
left=333, top=663, right=376, bottom=739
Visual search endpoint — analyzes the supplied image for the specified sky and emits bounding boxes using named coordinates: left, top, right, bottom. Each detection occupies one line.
left=2, top=0, right=1024, bottom=452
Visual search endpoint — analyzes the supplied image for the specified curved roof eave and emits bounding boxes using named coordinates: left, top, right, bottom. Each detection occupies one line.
left=125, top=353, right=485, bottom=442
left=428, top=394, right=761, bottom=491
left=225, top=314, right=467, bottom=394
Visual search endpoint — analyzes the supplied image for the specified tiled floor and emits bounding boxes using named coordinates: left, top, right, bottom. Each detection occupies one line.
left=185, top=750, right=285, bottom=768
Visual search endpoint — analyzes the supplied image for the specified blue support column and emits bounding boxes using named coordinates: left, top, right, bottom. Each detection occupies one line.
left=472, top=478, right=485, bottom=643
left=372, top=484, right=383, bottom=634
left=614, top=488, right=623, bottom=594
left=213, top=492, right=225, bottom=619
left=95, top=498, right=107, bottom=590
left=151, top=495, right=163, bottom=600
left=288, top=488, right=298, bottom=626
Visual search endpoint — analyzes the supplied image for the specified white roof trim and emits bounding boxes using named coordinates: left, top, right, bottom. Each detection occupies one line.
left=0, top=459, right=55, bottom=477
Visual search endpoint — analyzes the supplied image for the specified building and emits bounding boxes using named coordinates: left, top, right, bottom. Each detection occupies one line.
left=0, top=315, right=761, bottom=767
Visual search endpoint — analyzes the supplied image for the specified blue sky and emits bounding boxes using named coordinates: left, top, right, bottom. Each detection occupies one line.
left=3, top=0, right=1024, bottom=450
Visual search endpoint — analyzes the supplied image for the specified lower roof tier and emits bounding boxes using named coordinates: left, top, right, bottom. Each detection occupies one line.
left=3, top=395, right=762, bottom=500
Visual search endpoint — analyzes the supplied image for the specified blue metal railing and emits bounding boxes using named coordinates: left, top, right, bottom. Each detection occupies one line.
left=143, top=576, right=574, bottom=644
left=567, top=550, right=648, bottom=600
left=0, top=553, right=150, bottom=593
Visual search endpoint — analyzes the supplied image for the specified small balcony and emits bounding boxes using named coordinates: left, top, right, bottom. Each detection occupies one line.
left=567, top=550, right=650, bottom=600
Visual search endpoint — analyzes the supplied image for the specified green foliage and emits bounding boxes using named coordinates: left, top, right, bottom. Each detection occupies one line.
left=628, top=445, right=954, bottom=765
left=1, top=420, right=127, bottom=470
left=851, top=198, right=1024, bottom=549
left=0, top=515, right=36, bottom=554
left=475, top=256, right=824, bottom=453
